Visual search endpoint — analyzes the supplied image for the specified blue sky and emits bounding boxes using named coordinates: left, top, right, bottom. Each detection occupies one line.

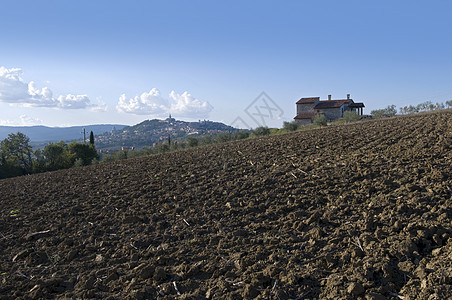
left=1, top=0, right=451, bottom=128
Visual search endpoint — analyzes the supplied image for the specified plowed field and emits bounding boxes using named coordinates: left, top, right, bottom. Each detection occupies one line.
left=1, top=111, right=451, bottom=299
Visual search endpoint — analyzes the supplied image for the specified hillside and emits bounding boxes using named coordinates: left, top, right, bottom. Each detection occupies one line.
left=94, top=118, right=239, bottom=151
left=0, top=111, right=451, bottom=299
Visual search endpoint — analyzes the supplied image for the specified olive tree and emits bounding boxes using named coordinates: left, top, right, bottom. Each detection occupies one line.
left=283, top=121, right=299, bottom=132
left=251, top=126, right=270, bottom=137
left=371, top=105, right=397, bottom=118
left=313, top=114, right=327, bottom=126
left=343, top=111, right=360, bottom=123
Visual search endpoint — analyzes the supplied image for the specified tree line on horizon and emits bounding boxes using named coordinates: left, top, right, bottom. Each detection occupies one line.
left=371, top=100, right=452, bottom=118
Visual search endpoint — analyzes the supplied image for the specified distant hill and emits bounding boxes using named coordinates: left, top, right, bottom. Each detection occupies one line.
left=0, top=118, right=240, bottom=151
left=0, top=124, right=126, bottom=143
left=95, top=117, right=239, bottom=151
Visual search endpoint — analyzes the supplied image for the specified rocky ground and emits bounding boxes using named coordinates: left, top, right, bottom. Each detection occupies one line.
left=0, top=110, right=451, bottom=299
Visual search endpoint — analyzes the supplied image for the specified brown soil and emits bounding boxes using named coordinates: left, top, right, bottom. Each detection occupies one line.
left=1, top=111, right=451, bottom=299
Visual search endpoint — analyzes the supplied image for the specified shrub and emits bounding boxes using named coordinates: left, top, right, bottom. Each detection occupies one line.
left=157, top=144, right=170, bottom=153
left=251, top=126, right=270, bottom=137
left=113, top=150, right=128, bottom=160
left=127, top=149, right=144, bottom=158
left=283, top=121, right=299, bottom=132
left=73, top=158, right=84, bottom=168
left=100, top=154, right=112, bottom=162
left=216, top=132, right=231, bottom=143
left=187, top=137, right=199, bottom=148
left=270, top=128, right=283, bottom=135
left=313, top=114, right=327, bottom=126
left=343, top=111, right=360, bottom=123
left=232, top=130, right=250, bottom=140
left=0, top=162, right=5, bottom=179
left=0, top=159, right=22, bottom=178
left=198, top=135, right=213, bottom=145
left=170, top=141, right=180, bottom=151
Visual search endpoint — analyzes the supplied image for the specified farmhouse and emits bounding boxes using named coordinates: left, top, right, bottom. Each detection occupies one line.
left=294, top=94, right=365, bottom=125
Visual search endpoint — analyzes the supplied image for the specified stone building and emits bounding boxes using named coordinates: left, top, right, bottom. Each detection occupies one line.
left=294, top=94, right=365, bottom=125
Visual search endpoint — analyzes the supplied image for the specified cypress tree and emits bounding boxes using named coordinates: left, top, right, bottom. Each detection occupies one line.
left=89, top=131, right=95, bottom=146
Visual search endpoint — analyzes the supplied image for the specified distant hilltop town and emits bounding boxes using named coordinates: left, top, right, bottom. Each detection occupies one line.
left=95, top=117, right=238, bottom=152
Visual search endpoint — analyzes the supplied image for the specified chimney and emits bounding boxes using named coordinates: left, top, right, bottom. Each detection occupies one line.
left=328, top=94, right=332, bottom=101
left=347, top=94, right=350, bottom=100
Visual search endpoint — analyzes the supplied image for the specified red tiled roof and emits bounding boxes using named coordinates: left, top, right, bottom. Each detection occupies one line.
left=314, top=99, right=351, bottom=109
left=296, top=97, right=320, bottom=104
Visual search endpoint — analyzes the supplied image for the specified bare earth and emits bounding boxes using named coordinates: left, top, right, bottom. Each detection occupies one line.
left=1, top=111, right=451, bottom=299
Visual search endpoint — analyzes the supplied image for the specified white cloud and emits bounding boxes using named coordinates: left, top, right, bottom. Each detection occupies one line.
left=168, top=91, right=213, bottom=117
left=117, top=88, right=213, bottom=118
left=57, top=94, right=91, bottom=109
left=117, top=88, right=168, bottom=115
left=0, top=115, right=43, bottom=126
left=90, top=97, right=108, bottom=112
left=0, top=66, right=96, bottom=110
left=20, top=114, right=43, bottom=125
left=0, top=67, right=30, bottom=102
left=0, top=119, right=16, bottom=126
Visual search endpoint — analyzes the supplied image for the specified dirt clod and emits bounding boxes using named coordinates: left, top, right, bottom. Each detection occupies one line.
left=347, top=282, right=365, bottom=295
